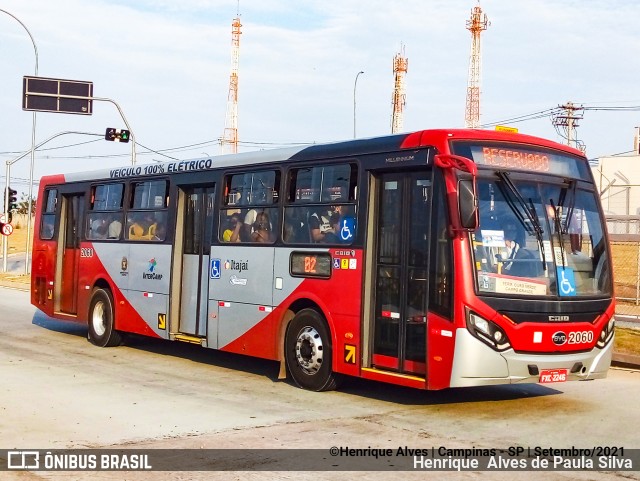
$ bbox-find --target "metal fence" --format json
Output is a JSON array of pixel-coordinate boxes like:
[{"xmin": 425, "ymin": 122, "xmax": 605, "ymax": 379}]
[{"xmin": 608, "ymin": 216, "xmax": 640, "ymax": 317}]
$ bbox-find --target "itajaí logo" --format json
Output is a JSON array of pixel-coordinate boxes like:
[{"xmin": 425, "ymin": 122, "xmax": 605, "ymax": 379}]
[
  {"xmin": 143, "ymin": 258, "xmax": 163, "ymax": 280},
  {"xmin": 224, "ymin": 259, "xmax": 248, "ymax": 273}
]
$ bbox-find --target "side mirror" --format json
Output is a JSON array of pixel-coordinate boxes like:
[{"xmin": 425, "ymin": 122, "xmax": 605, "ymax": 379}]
[{"xmin": 458, "ymin": 178, "xmax": 478, "ymax": 230}]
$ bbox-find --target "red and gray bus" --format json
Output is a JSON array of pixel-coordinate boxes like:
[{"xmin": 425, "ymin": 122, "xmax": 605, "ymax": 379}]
[{"xmin": 31, "ymin": 129, "xmax": 614, "ymax": 391}]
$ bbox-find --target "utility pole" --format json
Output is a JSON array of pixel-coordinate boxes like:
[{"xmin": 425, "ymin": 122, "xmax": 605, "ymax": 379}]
[{"xmin": 552, "ymin": 101, "xmax": 585, "ymax": 151}]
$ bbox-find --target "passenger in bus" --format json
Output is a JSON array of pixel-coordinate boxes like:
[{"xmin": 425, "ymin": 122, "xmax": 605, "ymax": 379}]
[
  {"xmin": 251, "ymin": 212, "xmax": 274, "ymax": 243},
  {"xmin": 152, "ymin": 222, "xmax": 166, "ymax": 241},
  {"xmin": 309, "ymin": 205, "xmax": 341, "ymax": 242},
  {"xmin": 243, "ymin": 208, "xmax": 259, "ymax": 240},
  {"xmin": 143, "ymin": 213, "xmax": 158, "ymax": 239},
  {"xmin": 41, "ymin": 217, "xmax": 55, "ymax": 239},
  {"xmin": 222, "ymin": 213, "xmax": 243, "ymax": 242},
  {"xmin": 128, "ymin": 214, "xmax": 146, "ymax": 239},
  {"xmin": 283, "ymin": 208, "xmax": 307, "ymax": 243},
  {"xmin": 90, "ymin": 216, "xmax": 108, "ymax": 239},
  {"xmin": 322, "ymin": 213, "xmax": 342, "ymax": 243},
  {"xmin": 108, "ymin": 215, "xmax": 122, "ymax": 239}
]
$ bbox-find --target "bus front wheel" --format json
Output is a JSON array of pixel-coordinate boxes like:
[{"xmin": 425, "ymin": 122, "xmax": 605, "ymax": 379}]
[
  {"xmin": 285, "ymin": 309, "xmax": 337, "ymax": 391},
  {"xmin": 88, "ymin": 288, "xmax": 122, "ymax": 347}
]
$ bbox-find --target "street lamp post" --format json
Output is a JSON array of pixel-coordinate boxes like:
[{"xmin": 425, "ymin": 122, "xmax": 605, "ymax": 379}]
[
  {"xmin": 0, "ymin": 8, "xmax": 38, "ymax": 274},
  {"xmin": 353, "ymin": 71, "xmax": 364, "ymax": 139}
]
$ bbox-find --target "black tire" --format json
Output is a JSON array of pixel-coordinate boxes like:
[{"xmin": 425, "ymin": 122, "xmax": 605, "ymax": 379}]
[
  {"xmin": 87, "ymin": 288, "xmax": 122, "ymax": 347},
  {"xmin": 285, "ymin": 309, "xmax": 338, "ymax": 391}
]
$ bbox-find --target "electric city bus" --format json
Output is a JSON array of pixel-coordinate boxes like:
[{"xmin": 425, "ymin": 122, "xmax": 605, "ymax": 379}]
[{"xmin": 31, "ymin": 129, "xmax": 614, "ymax": 391}]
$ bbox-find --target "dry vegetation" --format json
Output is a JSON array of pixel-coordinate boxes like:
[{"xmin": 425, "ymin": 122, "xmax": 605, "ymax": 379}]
[{"xmin": 614, "ymin": 328, "xmax": 640, "ymax": 356}]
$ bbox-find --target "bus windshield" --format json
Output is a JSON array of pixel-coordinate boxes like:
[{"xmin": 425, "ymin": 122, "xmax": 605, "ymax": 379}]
[{"xmin": 472, "ymin": 176, "xmax": 611, "ymax": 298}]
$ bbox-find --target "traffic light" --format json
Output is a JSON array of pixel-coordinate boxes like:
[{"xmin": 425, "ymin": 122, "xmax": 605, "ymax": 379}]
[
  {"xmin": 7, "ymin": 187, "xmax": 18, "ymax": 212},
  {"xmin": 105, "ymin": 128, "xmax": 130, "ymax": 143}
]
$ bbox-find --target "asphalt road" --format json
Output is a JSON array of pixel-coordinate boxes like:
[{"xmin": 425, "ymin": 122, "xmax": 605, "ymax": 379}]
[{"xmin": 1, "ymin": 287, "xmax": 639, "ymax": 480}]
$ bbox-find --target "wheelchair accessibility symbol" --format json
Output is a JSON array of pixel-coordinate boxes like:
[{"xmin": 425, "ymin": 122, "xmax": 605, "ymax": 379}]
[
  {"xmin": 340, "ymin": 217, "xmax": 356, "ymax": 242},
  {"xmin": 556, "ymin": 267, "xmax": 576, "ymax": 297},
  {"xmin": 210, "ymin": 258, "xmax": 221, "ymax": 279}
]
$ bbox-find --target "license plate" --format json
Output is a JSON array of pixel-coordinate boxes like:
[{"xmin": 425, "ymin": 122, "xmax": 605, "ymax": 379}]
[{"xmin": 539, "ymin": 369, "xmax": 568, "ymax": 383}]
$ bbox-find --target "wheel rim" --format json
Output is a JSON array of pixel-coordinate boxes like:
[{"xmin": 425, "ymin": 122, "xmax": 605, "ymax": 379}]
[
  {"xmin": 294, "ymin": 326, "xmax": 324, "ymax": 375},
  {"xmin": 91, "ymin": 300, "xmax": 107, "ymax": 337}
]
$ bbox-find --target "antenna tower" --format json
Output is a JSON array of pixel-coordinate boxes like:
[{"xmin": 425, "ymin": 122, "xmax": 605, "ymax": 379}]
[
  {"xmin": 464, "ymin": 3, "xmax": 489, "ymax": 128},
  {"xmin": 391, "ymin": 44, "xmax": 408, "ymax": 134},
  {"xmin": 221, "ymin": 15, "xmax": 242, "ymax": 154}
]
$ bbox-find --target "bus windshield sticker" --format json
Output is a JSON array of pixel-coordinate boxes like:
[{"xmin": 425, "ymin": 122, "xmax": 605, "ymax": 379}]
[
  {"xmin": 339, "ymin": 216, "xmax": 356, "ymax": 241},
  {"xmin": 479, "ymin": 273, "xmax": 547, "ymax": 296},
  {"xmin": 479, "ymin": 229, "xmax": 505, "ymax": 247},
  {"xmin": 557, "ymin": 267, "xmax": 577, "ymax": 296}
]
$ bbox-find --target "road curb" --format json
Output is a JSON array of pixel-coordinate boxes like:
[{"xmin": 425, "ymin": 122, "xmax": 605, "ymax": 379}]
[
  {"xmin": 0, "ymin": 281, "xmax": 29, "ymax": 291},
  {"xmin": 612, "ymin": 352, "xmax": 640, "ymax": 370}
]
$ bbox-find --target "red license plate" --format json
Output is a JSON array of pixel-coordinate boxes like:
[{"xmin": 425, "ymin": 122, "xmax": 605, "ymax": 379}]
[{"xmin": 539, "ymin": 369, "xmax": 568, "ymax": 383}]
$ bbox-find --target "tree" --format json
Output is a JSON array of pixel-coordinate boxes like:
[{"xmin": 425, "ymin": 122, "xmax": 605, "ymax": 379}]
[{"xmin": 17, "ymin": 193, "xmax": 36, "ymax": 215}]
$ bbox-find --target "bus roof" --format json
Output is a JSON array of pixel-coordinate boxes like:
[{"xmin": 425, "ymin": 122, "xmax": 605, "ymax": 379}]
[{"xmin": 41, "ymin": 129, "xmax": 585, "ymax": 185}]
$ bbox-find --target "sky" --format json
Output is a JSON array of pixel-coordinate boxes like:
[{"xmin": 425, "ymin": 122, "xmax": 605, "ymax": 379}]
[{"xmin": 1, "ymin": 0, "xmax": 640, "ymax": 194}]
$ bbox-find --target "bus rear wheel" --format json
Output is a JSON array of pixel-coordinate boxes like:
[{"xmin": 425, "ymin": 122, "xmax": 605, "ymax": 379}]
[
  {"xmin": 88, "ymin": 288, "xmax": 122, "ymax": 347},
  {"xmin": 285, "ymin": 309, "xmax": 337, "ymax": 391}
]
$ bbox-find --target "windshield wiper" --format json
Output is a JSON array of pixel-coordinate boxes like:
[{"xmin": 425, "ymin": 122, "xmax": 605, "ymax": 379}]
[
  {"xmin": 549, "ymin": 198, "xmax": 566, "ymax": 268},
  {"xmin": 495, "ymin": 171, "xmax": 547, "ymax": 270},
  {"xmin": 561, "ymin": 180, "xmax": 577, "ymax": 234}
]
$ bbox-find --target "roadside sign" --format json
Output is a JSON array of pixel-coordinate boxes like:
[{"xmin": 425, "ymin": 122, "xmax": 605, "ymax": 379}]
[
  {"xmin": 1, "ymin": 223, "xmax": 14, "ymax": 236},
  {"xmin": 0, "ymin": 214, "xmax": 6, "ymax": 224},
  {"xmin": 23, "ymin": 76, "xmax": 93, "ymax": 115}
]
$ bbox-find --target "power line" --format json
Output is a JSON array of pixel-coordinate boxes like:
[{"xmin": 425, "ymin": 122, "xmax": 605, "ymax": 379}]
[
  {"xmin": 2, "ymin": 102, "xmax": 639, "ymax": 162},
  {"xmin": 479, "ymin": 108, "xmax": 559, "ymax": 128}
]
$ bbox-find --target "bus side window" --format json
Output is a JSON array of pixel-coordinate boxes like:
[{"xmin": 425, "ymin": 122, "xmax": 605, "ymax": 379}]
[
  {"xmin": 86, "ymin": 183, "xmax": 124, "ymax": 241},
  {"xmin": 222, "ymin": 170, "xmax": 280, "ymax": 244},
  {"xmin": 126, "ymin": 180, "xmax": 169, "ymax": 242},
  {"xmin": 40, "ymin": 188, "xmax": 58, "ymax": 240},
  {"xmin": 284, "ymin": 163, "xmax": 357, "ymax": 245}
]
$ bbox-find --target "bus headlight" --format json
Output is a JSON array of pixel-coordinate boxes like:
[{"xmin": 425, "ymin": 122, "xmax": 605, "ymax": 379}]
[
  {"xmin": 467, "ymin": 311, "xmax": 511, "ymax": 352},
  {"xmin": 596, "ymin": 318, "xmax": 615, "ymax": 348}
]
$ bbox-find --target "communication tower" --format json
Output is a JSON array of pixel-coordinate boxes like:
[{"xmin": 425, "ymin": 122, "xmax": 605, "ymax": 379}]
[
  {"xmin": 221, "ymin": 15, "xmax": 242, "ymax": 154},
  {"xmin": 464, "ymin": 3, "xmax": 489, "ymax": 128},
  {"xmin": 391, "ymin": 45, "xmax": 408, "ymax": 134}
]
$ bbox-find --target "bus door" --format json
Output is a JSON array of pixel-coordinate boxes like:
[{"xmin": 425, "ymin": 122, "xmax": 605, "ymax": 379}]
[
  {"xmin": 371, "ymin": 171, "xmax": 431, "ymax": 375},
  {"xmin": 176, "ymin": 185, "xmax": 216, "ymax": 337},
  {"xmin": 55, "ymin": 193, "xmax": 84, "ymax": 315}
]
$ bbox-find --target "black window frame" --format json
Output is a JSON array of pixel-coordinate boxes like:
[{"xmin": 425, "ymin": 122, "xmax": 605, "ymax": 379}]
[
  {"xmin": 85, "ymin": 182, "xmax": 125, "ymax": 241},
  {"xmin": 219, "ymin": 170, "xmax": 281, "ymax": 244},
  {"xmin": 283, "ymin": 163, "xmax": 358, "ymax": 245}
]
